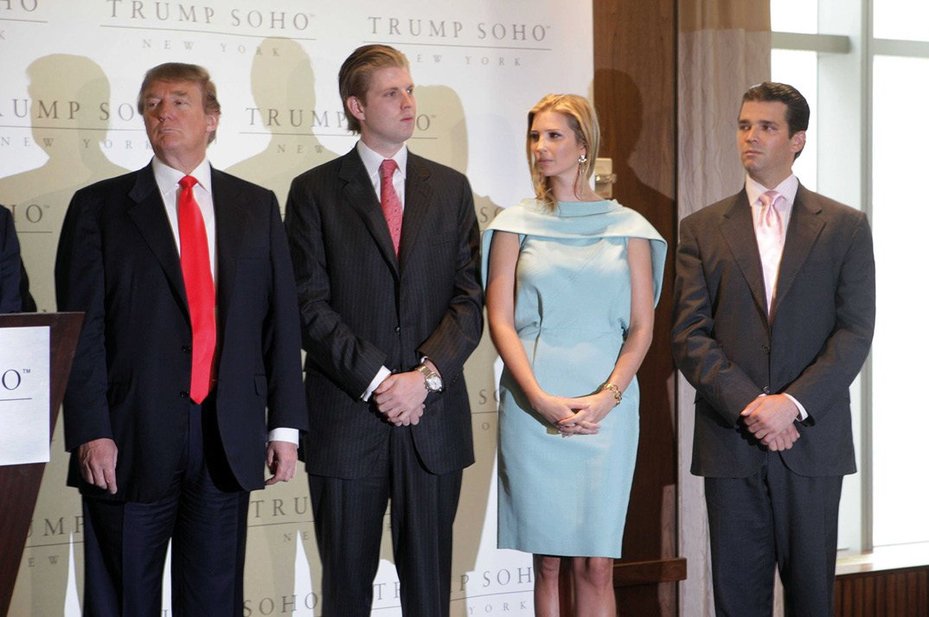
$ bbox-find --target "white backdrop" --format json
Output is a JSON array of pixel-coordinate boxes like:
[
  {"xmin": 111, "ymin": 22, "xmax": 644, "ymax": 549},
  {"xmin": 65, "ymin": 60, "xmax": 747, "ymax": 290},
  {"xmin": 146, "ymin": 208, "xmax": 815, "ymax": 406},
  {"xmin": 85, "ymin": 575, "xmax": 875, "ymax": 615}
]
[{"xmin": 1, "ymin": 1, "xmax": 593, "ymax": 615}]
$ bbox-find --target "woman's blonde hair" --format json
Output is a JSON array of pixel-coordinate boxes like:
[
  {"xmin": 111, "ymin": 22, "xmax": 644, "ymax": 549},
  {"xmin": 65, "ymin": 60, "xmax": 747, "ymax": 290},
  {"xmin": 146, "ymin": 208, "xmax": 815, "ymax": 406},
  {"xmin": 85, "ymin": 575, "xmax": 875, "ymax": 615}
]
[{"xmin": 526, "ymin": 94, "xmax": 600, "ymax": 209}]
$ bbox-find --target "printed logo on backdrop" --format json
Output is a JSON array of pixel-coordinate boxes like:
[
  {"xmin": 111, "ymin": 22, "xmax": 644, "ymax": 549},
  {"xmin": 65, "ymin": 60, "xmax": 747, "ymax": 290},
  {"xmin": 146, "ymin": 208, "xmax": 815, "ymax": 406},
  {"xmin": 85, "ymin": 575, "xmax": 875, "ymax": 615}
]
[
  {"xmin": 240, "ymin": 566, "xmax": 536, "ymax": 616},
  {"xmin": 103, "ymin": 1, "xmax": 315, "ymax": 35},
  {"xmin": 0, "ymin": 0, "xmax": 43, "ymax": 19},
  {"xmin": 365, "ymin": 14, "xmax": 552, "ymax": 69}
]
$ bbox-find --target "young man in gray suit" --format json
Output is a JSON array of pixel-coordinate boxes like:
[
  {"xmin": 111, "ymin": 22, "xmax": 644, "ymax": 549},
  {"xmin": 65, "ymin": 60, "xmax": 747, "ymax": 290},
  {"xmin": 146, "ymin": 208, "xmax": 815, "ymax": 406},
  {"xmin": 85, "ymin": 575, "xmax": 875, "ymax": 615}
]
[
  {"xmin": 284, "ymin": 45, "xmax": 483, "ymax": 616},
  {"xmin": 672, "ymin": 82, "xmax": 875, "ymax": 616}
]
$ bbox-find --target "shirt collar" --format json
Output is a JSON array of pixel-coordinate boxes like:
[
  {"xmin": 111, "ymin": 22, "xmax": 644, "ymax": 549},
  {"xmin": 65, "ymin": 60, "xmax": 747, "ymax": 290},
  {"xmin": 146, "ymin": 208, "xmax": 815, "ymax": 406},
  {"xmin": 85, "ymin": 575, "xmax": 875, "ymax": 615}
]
[
  {"xmin": 152, "ymin": 156, "xmax": 213, "ymax": 198},
  {"xmin": 745, "ymin": 173, "xmax": 799, "ymax": 208},
  {"xmin": 356, "ymin": 140, "xmax": 408, "ymax": 182}
]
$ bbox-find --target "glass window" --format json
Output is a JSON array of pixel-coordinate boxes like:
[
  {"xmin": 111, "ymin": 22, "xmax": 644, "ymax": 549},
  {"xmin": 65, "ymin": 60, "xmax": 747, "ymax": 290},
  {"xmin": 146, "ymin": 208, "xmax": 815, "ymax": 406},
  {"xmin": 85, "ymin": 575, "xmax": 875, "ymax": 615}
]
[
  {"xmin": 870, "ymin": 54, "xmax": 929, "ymax": 546},
  {"xmin": 874, "ymin": 0, "xmax": 929, "ymax": 41},
  {"xmin": 771, "ymin": 0, "xmax": 818, "ymax": 33}
]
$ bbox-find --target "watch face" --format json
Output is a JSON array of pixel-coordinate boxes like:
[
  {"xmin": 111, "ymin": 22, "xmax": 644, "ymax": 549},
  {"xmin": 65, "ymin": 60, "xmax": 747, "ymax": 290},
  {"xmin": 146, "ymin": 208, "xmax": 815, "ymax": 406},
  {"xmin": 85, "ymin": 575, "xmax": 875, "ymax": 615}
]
[
  {"xmin": 425, "ymin": 374, "xmax": 442, "ymax": 392},
  {"xmin": 418, "ymin": 364, "xmax": 442, "ymax": 392}
]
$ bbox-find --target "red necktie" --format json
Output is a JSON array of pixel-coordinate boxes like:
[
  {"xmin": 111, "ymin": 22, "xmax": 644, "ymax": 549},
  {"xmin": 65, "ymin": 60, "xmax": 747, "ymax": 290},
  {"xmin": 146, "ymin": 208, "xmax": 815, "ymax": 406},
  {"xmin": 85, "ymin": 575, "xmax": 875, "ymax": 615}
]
[
  {"xmin": 379, "ymin": 159, "xmax": 403, "ymax": 254},
  {"xmin": 758, "ymin": 190, "xmax": 785, "ymax": 317},
  {"xmin": 178, "ymin": 175, "xmax": 216, "ymax": 403}
]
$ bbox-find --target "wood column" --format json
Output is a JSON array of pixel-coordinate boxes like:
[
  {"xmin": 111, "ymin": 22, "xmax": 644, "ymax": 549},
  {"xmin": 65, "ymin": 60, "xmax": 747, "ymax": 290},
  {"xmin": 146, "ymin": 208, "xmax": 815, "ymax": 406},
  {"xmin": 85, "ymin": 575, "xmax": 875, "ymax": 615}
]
[{"xmin": 592, "ymin": 1, "xmax": 683, "ymax": 615}]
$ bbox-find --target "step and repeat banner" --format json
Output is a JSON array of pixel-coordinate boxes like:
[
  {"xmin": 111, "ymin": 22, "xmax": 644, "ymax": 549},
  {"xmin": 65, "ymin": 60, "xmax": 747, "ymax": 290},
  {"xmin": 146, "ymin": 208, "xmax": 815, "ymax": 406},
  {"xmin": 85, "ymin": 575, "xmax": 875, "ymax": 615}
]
[{"xmin": 1, "ymin": 1, "xmax": 592, "ymax": 615}]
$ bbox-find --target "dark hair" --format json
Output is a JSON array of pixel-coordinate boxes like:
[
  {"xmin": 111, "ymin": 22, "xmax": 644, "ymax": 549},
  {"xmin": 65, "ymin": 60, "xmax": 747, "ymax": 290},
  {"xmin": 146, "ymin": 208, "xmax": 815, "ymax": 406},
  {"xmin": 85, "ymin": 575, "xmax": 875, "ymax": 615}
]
[
  {"xmin": 137, "ymin": 63, "xmax": 220, "ymax": 143},
  {"xmin": 742, "ymin": 81, "xmax": 809, "ymax": 136},
  {"xmin": 338, "ymin": 45, "xmax": 410, "ymax": 133}
]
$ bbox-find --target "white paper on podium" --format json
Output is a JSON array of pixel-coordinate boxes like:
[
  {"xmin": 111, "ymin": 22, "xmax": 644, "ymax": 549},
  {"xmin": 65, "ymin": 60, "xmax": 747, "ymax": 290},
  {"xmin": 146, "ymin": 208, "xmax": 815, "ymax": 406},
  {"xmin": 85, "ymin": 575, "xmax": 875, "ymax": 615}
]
[{"xmin": 0, "ymin": 326, "xmax": 51, "ymax": 465}]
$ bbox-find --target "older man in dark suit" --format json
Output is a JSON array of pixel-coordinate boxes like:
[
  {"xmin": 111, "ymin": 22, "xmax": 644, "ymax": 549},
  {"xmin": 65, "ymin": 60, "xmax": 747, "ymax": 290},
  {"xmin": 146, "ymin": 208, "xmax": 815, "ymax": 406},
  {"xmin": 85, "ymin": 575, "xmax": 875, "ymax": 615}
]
[
  {"xmin": 56, "ymin": 62, "xmax": 306, "ymax": 615},
  {"xmin": 284, "ymin": 44, "xmax": 483, "ymax": 617},
  {"xmin": 672, "ymin": 82, "xmax": 876, "ymax": 616}
]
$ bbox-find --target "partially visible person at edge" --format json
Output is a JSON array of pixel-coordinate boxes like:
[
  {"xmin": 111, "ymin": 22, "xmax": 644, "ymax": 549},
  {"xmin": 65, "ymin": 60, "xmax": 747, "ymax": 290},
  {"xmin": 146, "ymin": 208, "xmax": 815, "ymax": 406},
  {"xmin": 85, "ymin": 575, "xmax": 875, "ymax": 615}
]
[
  {"xmin": 482, "ymin": 93, "xmax": 666, "ymax": 616},
  {"xmin": 0, "ymin": 205, "xmax": 35, "ymax": 312},
  {"xmin": 55, "ymin": 62, "xmax": 306, "ymax": 615},
  {"xmin": 672, "ymin": 81, "xmax": 875, "ymax": 616}
]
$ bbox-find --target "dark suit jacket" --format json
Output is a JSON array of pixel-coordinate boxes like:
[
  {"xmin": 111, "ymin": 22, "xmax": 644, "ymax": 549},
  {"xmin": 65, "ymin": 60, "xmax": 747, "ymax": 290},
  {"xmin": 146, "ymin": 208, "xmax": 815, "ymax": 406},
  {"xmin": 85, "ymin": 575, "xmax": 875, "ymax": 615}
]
[
  {"xmin": 672, "ymin": 184, "xmax": 875, "ymax": 478},
  {"xmin": 55, "ymin": 163, "xmax": 307, "ymax": 501},
  {"xmin": 285, "ymin": 146, "xmax": 483, "ymax": 479},
  {"xmin": 1, "ymin": 206, "xmax": 23, "ymax": 313}
]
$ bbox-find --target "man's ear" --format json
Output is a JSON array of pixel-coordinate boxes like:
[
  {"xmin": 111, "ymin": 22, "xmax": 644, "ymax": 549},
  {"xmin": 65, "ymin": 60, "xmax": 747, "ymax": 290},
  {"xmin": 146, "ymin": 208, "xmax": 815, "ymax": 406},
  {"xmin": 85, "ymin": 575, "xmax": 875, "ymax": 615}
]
[
  {"xmin": 347, "ymin": 96, "xmax": 365, "ymax": 123},
  {"xmin": 790, "ymin": 130, "xmax": 806, "ymax": 155}
]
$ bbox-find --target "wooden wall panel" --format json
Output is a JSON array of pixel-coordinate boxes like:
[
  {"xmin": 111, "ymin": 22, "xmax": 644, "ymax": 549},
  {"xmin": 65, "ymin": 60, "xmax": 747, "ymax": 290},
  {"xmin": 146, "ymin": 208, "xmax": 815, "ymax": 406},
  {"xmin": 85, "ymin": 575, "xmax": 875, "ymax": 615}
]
[
  {"xmin": 592, "ymin": 1, "xmax": 681, "ymax": 616},
  {"xmin": 835, "ymin": 568, "xmax": 929, "ymax": 617}
]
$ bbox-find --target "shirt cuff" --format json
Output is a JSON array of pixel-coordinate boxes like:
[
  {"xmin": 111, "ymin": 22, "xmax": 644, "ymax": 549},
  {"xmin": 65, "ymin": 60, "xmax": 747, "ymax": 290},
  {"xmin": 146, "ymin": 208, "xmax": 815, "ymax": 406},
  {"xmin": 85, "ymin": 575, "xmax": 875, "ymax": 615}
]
[
  {"xmin": 362, "ymin": 365, "xmax": 392, "ymax": 401},
  {"xmin": 268, "ymin": 428, "xmax": 299, "ymax": 445},
  {"xmin": 783, "ymin": 393, "xmax": 809, "ymax": 421}
]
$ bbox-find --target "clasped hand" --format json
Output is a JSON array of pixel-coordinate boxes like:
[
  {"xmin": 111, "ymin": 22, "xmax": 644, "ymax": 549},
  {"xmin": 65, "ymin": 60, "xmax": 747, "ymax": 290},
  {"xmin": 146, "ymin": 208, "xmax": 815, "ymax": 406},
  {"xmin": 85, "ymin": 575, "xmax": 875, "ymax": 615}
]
[
  {"xmin": 532, "ymin": 390, "xmax": 616, "ymax": 436},
  {"xmin": 374, "ymin": 371, "xmax": 428, "ymax": 427},
  {"xmin": 740, "ymin": 393, "xmax": 800, "ymax": 451}
]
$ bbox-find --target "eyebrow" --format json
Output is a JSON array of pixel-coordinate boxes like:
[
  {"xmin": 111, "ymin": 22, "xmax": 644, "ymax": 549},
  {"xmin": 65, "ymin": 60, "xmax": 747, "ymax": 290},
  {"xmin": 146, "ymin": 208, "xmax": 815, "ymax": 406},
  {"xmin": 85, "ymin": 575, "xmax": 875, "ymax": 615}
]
[
  {"xmin": 738, "ymin": 118, "xmax": 780, "ymax": 126},
  {"xmin": 145, "ymin": 88, "xmax": 191, "ymax": 99}
]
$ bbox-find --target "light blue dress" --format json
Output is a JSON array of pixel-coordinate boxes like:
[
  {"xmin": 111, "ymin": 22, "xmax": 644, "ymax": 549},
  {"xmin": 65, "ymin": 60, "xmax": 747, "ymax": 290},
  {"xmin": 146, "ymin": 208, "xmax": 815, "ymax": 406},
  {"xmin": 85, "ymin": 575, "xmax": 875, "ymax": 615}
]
[{"xmin": 482, "ymin": 198, "xmax": 666, "ymax": 558}]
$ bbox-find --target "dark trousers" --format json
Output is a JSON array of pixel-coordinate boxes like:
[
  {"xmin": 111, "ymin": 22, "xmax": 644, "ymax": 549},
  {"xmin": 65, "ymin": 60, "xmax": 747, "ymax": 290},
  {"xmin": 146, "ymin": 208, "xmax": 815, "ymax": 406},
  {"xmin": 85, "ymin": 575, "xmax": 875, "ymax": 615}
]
[
  {"xmin": 81, "ymin": 396, "xmax": 249, "ymax": 617},
  {"xmin": 309, "ymin": 426, "xmax": 463, "ymax": 617},
  {"xmin": 705, "ymin": 452, "xmax": 843, "ymax": 617}
]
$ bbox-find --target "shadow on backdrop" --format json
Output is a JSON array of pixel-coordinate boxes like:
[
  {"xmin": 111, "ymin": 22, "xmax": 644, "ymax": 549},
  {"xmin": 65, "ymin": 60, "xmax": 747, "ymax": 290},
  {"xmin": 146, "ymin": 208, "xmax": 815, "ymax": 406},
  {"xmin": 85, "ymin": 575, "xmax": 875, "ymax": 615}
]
[
  {"xmin": 226, "ymin": 38, "xmax": 339, "ymax": 213},
  {"xmin": 2, "ymin": 53, "xmax": 131, "ymax": 617}
]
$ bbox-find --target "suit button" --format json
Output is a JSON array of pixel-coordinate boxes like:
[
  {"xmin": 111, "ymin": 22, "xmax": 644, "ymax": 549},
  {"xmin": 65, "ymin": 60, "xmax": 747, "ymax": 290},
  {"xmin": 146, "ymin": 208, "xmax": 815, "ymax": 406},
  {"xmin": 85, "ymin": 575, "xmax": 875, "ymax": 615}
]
[
  {"xmin": 394, "ymin": 326, "xmax": 400, "ymax": 333},
  {"xmin": 180, "ymin": 390, "xmax": 189, "ymax": 398},
  {"xmin": 182, "ymin": 345, "xmax": 192, "ymax": 353},
  {"xmin": 761, "ymin": 344, "xmax": 770, "ymax": 354},
  {"xmin": 763, "ymin": 386, "xmax": 770, "ymax": 394}
]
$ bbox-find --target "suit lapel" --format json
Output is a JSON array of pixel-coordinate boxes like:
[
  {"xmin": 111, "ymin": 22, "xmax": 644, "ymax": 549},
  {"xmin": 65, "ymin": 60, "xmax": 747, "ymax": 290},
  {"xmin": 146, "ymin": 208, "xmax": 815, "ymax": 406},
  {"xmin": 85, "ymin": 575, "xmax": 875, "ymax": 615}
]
[
  {"xmin": 719, "ymin": 190, "xmax": 768, "ymax": 318},
  {"xmin": 398, "ymin": 153, "xmax": 432, "ymax": 268},
  {"xmin": 339, "ymin": 148, "xmax": 400, "ymax": 277},
  {"xmin": 126, "ymin": 165, "xmax": 188, "ymax": 315},
  {"xmin": 773, "ymin": 184, "xmax": 824, "ymax": 316},
  {"xmin": 212, "ymin": 167, "xmax": 249, "ymax": 327}
]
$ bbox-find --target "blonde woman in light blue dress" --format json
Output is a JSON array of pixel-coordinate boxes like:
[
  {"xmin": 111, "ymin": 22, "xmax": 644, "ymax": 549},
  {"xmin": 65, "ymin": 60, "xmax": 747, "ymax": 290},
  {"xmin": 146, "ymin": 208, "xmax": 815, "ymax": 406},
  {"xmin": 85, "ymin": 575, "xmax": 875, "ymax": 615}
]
[{"xmin": 483, "ymin": 94, "xmax": 666, "ymax": 616}]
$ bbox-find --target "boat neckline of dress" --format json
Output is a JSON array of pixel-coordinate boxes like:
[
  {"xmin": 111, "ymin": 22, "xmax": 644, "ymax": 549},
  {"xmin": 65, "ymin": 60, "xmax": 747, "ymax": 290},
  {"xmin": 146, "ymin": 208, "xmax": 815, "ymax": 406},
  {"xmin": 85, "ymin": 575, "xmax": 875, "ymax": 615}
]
[{"xmin": 548, "ymin": 199, "xmax": 618, "ymax": 218}]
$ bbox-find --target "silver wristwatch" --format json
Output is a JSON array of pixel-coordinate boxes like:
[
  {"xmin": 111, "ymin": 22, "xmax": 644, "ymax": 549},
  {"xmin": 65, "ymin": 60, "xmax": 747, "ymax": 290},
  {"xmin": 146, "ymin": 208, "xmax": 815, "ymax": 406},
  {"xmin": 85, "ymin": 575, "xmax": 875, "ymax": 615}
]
[{"xmin": 415, "ymin": 363, "xmax": 443, "ymax": 393}]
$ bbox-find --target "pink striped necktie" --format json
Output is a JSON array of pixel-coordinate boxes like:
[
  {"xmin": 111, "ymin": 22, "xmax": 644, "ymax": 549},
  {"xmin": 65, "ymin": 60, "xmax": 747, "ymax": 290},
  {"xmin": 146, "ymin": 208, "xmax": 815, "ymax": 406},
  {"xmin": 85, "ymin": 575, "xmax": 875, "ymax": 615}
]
[
  {"xmin": 379, "ymin": 159, "xmax": 403, "ymax": 255},
  {"xmin": 757, "ymin": 190, "xmax": 785, "ymax": 317}
]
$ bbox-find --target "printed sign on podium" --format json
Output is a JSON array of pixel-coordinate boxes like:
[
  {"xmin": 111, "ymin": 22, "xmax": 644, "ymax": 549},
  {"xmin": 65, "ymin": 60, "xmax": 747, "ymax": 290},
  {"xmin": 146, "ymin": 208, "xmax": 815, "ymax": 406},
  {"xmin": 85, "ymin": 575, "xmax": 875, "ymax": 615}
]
[{"xmin": 0, "ymin": 326, "xmax": 51, "ymax": 466}]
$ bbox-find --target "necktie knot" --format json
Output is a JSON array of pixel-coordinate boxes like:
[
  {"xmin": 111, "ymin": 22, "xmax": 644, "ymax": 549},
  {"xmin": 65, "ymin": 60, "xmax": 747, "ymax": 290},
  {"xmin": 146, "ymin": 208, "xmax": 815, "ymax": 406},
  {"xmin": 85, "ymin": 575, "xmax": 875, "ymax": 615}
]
[
  {"xmin": 179, "ymin": 175, "xmax": 198, "ymax": 191},
  {"xmin": 759, "ymin": 190, "xmax": 783, "ymax": 228},
  {"xmin": 380, "ymin": 158, "xmax": 398, "ymax": 179}
]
